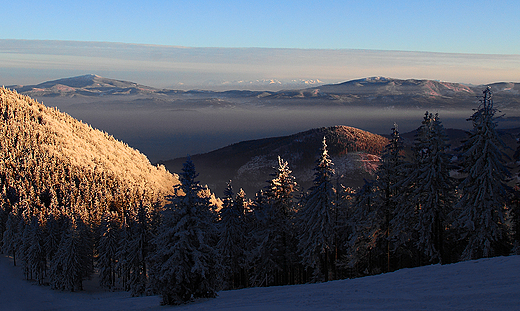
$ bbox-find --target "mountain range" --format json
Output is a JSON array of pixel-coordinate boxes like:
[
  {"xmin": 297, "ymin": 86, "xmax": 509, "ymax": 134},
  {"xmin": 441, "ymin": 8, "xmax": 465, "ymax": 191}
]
[
  {"xmin": 6, "ymin": 74, "xmax": 520, "ymax": 190},
  {"xmin": 8, "ymin": 75, "xmax": 520, "ymax": 110}
]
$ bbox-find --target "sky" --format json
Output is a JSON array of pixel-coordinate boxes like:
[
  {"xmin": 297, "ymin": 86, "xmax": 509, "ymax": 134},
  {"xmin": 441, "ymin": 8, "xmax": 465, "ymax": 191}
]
[
  {"xmin": 2, "ymin": 0, "xmax": 520, "ymax": 54},
  {"xmin": 1, "ymin": 1, "xmax": 519, "ymax": 88}
]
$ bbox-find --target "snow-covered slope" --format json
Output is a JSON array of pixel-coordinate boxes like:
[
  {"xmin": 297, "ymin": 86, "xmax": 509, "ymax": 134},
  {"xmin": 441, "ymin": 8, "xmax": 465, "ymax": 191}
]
[{"xmin": 2, "ymin": 254, "xmax": 519, "ymax": 310}]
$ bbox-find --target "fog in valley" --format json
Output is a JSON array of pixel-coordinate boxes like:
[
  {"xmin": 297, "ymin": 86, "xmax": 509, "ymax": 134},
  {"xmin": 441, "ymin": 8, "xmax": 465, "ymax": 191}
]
[{"xmin": 37, "ymin": 95, "xmax": 510, "ymax": 163}]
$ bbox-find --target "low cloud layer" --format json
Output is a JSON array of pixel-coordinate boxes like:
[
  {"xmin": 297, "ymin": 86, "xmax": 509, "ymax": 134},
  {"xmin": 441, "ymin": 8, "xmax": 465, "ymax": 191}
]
[{"xmin": 2, "ymin": 40, "xmax": 519, "ymax": 89}]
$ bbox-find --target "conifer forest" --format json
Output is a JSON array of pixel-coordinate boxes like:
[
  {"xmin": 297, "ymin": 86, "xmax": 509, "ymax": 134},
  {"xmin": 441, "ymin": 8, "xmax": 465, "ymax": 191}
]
[{"xmin": 1, "ymin": 86, "xmax": 520, "ymax": 305}]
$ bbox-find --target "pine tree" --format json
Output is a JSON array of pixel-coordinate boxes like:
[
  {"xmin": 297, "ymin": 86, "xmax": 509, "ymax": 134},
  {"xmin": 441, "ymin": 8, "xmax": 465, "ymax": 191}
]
[
  {"xmin": 2, "ymin": 208, "xmax": 21, "ymax": 266},
  {"xmin": 454, "ymin": 87, "xmax": 511, "ymax": 260},
  {"xmin": 98, "ymin": 212, "xmax": 120, "ymax": 290},
  {"xmin": 413, "ymin": 113, "xmax": 454, "ymax": 264},
  {"xmin": 393, "ymin": 112, "xmax": 454, "ymax": 264},
  {"xmin": 150, "ymin": 157, "xmax": 219, "ymax": 305},
  {"xmin": 363, "ymin": 125, "xmax": 405, "ymax": 273},
  {"xmin": 250, "ymin": 156, "xmax": 297, "ymax": 286},
  {"xmin": 127, "ymin": 204, "xmax": 154, "ymax": 296},
  {"xmin": 45, "ymin": 212, "xmax": 65, "ymax": 264},
  {"xmin": 297, "ymin": 137, "xmax": 336, "ymax": 281},
  {"xmin": 49, "ymin": 216, "xmax": 93, "ymax": 291},
  {"xmin": 511, "ymin": 134, "xmax": 520, "ymax": 254},
  {"xmin": 217, "ymin": 181, "xmax": 247, "ymax": 289},
  {"xmin": 25, "ymin": 216, "xmax": 47, "ymax": 284},
  {"xmin": 346, "ymin": 179, "xmax": 378, "ymax": 275}
]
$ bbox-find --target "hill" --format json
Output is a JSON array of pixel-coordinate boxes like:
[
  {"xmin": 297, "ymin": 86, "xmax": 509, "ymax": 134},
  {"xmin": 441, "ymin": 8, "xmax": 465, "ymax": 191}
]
[
  {"xmin": 163, "ymin": 124, "xmax": 520, "ymax": 197},
  {"xmin": 1, "ymin": 253, "xmax": 518, "ymax": 310},
  {"xmin": 0, "ymin": 87, "xmax": 177, "ymax": 221},
  {"xmin": 8, "ymin": 74, "xmax": 162, "ymax": 97},
  {"xmin": 162, "ymin": 126, "xmax": 388, "ymax": 196},
  {"xmin": 269, "ymin": 77, "xmax": 520, "ymax": 109}
]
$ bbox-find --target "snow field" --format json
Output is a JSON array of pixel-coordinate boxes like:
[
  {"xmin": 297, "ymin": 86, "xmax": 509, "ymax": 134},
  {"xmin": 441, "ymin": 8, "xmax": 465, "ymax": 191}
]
[{"xmin": 2, "ymin": 254, "xmax": 519, "ymax": 310}]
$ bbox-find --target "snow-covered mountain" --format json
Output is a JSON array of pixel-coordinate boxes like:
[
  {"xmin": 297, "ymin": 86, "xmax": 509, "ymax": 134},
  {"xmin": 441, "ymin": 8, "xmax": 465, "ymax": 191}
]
[
  {"xmin": 7, "ymin": 74, "xmax": 162, "ymax": 97},
  {"xmin": 2, "ymin": 253, "xmax": 518, "ymax": 310}
]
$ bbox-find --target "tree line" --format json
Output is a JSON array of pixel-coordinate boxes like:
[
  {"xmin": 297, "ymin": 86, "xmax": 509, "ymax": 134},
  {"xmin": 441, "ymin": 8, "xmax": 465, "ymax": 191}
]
[{"xmin": 1, "ymin": 87, "xmax": 519, "ymax": 305}]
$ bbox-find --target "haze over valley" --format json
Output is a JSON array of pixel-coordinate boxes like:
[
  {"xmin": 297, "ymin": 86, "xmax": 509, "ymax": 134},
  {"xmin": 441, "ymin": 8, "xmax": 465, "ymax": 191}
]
[{"xmin": 8, "ymin": 74, "xmax": 520, "ymax": 163}]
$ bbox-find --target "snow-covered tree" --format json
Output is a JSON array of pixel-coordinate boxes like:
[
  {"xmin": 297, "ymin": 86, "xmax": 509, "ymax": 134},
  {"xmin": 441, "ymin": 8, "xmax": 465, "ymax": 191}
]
[
  {"xmin": 45, "ymin": 212, "xmax": 65, "ymax": 264},
  {"xmin": 393, "ymin": 112, "xmax": 454, "ymax": 264},
  {"xmin": 150, "ymin": 157, "xmax": 219, "ymax": 305},
  {"xmin": 49, "ymin": 216, "xmax": 93, "ymax": 291},
  {"xmin": 350, "ymin": 125, "xmax": 405, "ymax": 273},
  {"xmin": 346, "ymin": 179, "xmax": 379, "ymax": 275},
  {"xmin": 454, "ymin": 88, "xmax": 511, "ymax": 260},
  {"xmin": 250, "ymin": 156, "xmax": 297, "ymax": 286},
  {"xmin": 511, "ymin": 135, "xmax": 520, "ymax": 254},
  {"xmin": 97, "ymin": 212, "xmax": 120, "ymax": 290},
  {"xmin": 25, "ymin": 216, "xmax": 47, "ymax": 284},
  {"xmin": 297, "ymin": 137, "xmax": 336, "ymax": 281},
  {"xmin": 126, "ymin": 204, "xmax": 155, "ymax": 296},
  {"xmin": 2, "ymin": 208, "xmax": 21, "ymax": 266},
  {"xmin": 217, "ymin": 181, "xmax": 248, "ymax": 289}
]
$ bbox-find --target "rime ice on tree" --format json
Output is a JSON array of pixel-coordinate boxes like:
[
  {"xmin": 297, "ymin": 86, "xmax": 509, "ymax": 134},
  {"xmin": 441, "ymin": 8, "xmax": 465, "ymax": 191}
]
[{"xmin": 454, "ymin": 88, "xmax": 511, "ymax": 260}]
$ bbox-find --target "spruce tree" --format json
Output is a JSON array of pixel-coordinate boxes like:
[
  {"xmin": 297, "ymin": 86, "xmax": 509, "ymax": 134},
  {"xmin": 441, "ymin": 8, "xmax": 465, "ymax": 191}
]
[
  {"xmin": 98, "ymin": 212, "xmax": 120, "ymax": 290},
  {"xmin": 250, "ymin": 156, "xmax": 297, "ymax": 286},
  {"xmin": 368, "ymin": 125, "xmax": 406, "ymax": 273},
  {"xmin": 150, "ymin": 157, "xmax": 219, "ymax": 305},
  {"xmin": 217, "ymin": 181, "xmax": 247, "ymax": 289},
  {"xmin": 49, "ymin": 216, "xmax": 93, "ymax": 291},
  {"xmin": 393, "ymin": 112, "xmax": 454, "ymax": 264},
  {"xmin": 2, "ymin": 209, "xmax": 21, "ymax": 266},
  {"xmin": 297, "ymin": 137, "xmax": 336, "ymax": 282},
  {"xmin": 346, "ymin": 179, "xmax": 378, "ymax": 275},
  {"xmin": 127, "ymin": 204, "xmax": 154, "ymax": 296},
  {"xmin": 25, "ymin": 216, "xmax": 47, "ymax": 284},
  {"xmin": 454, "ymin": 87, "xmax": 511, "ymax": 260}
]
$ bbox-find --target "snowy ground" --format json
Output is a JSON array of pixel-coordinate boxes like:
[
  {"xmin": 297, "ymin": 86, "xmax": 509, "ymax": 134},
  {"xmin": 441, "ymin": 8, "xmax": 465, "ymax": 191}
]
[{"xmin": 1, "ymin": 255, "xmax": 519, "ymax": 311}]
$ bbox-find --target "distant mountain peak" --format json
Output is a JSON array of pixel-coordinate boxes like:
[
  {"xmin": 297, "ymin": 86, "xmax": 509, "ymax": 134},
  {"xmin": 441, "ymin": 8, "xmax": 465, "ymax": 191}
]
[{"xmin": 8, "ymin": 74, "xmax": 157, "ymax": 97}]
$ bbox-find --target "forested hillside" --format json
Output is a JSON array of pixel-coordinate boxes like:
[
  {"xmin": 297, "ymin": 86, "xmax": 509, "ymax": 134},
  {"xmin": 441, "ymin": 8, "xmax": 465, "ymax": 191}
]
[
  {"xmin": 0, "ymin": 87, "xmax": 177, "ymax": 209},
  {"xmin": 0, "ymin": 87, "xmax": 178, "ymax": 290},
  {"xmin": 164, "ymin": 126, "xmax": 388, "ymax": 195}
]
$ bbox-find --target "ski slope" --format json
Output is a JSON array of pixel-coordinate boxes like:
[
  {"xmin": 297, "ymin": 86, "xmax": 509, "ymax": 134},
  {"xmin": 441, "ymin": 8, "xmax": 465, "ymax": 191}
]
[{"xmin": 1, "ymin": 255, "xmax": 519, "ymax": 310}]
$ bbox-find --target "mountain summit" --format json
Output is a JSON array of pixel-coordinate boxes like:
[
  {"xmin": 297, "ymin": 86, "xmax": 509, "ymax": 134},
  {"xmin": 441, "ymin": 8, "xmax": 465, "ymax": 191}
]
[{"xmin": 9, "ymin": 74, "xmax": 159, "ymax": 97}]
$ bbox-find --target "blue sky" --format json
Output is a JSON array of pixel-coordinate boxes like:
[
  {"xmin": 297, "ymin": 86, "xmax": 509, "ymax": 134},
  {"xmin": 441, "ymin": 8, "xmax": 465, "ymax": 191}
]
[{"xmin": 3, "ymin": 0, "xmax": 520, "ymax": 54}]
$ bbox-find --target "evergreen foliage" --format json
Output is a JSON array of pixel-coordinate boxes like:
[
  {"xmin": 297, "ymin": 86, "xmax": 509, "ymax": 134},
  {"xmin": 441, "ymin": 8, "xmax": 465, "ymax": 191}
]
[
  {"xmin": 49, "ymin": 216, "xmax": 93, "ymax": 292},
  {"xmin": 250, "ymin": 156, "xmax": 297, "ymax": 286},
  {"xmin": 393, "ymin": 112, "xmax": 454, "ymax": 264},
  {"xmin": 2, "ymin": 86, "xmax": 519, "ymax": 304},
  {"xmin": 454, "ymin": 87, "xmax": 511, "ymax": 260},
  {"xmin": 297, "ymin": 138, "xmax": 336, "ymax": 281},
  {"xmin": 217, "ymin": 181, "xmax": 248, "ymax": 289},
  {"xmin": 97, "ymin": 212, "xmax": 120, "ymax": 290},
  {"xmin": 150, "ymin": 158, "xmax": 219, "ymax": 305},
  {"xmin": 372, "ymin": 125, "xmax": 406, "ymax": 272}
]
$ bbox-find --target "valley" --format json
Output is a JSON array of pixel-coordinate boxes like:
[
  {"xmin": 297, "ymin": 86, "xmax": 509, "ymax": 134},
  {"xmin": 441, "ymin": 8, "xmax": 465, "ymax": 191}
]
[{"xmin": 9, "ymin": 75, "xmax": 520, "ymax": 164}]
